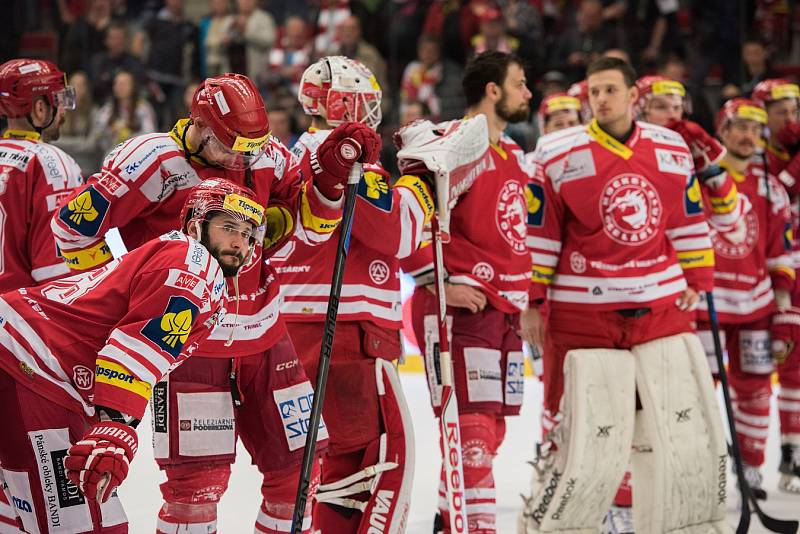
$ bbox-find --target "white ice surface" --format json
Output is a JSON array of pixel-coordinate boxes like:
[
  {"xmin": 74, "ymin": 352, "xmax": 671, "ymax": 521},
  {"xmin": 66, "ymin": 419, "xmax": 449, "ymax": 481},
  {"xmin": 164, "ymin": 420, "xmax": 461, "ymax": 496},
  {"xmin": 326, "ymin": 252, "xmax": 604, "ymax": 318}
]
[{"xmin": 119, "ymin": 375, "xmax": 799, "ymax": 533}]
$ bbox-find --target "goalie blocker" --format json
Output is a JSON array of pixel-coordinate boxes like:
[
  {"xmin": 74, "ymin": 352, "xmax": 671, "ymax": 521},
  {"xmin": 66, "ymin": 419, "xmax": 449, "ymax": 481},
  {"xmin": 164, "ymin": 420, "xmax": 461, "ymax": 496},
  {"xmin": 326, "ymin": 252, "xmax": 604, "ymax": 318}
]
[{"xmin": 519, "ymin": 333, "xmax": 729, "ymax": 533}]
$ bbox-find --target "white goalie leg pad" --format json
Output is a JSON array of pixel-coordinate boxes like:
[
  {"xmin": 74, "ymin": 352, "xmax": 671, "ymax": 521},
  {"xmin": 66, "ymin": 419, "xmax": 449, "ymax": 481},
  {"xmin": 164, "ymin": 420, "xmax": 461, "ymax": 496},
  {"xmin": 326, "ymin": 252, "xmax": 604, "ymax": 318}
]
[
  {"xmin": 631, "ymin": 333, "xmax": 731, "ymax": 534},
  {"xmin": 519, "ymin": 348, "xmax": 636, "ymax": 533}
]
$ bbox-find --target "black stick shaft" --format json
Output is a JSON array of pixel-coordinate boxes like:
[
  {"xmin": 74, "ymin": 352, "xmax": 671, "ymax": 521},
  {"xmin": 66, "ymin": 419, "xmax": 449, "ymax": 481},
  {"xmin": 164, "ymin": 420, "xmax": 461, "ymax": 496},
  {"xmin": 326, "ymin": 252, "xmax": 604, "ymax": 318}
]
[
  {"xmin": 290, "ymin": 165, "xmax": 361, "ymax": 533},
  {"xmin": 706, "ymin": 291, "xmax": 751, "ymax": 534}
]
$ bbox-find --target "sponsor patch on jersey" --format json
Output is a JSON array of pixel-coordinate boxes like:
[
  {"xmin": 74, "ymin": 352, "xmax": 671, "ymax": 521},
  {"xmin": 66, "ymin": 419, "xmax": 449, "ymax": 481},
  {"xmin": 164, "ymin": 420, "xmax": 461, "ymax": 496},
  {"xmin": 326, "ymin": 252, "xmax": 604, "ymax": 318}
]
[
  {"xmin": 656, "ymin": 148, "xmax": 693, "ymax": 175},
  {"xmin": 505, "ymin": 351, "xmax": 524, "ymax": 406},
  {"xmin": 0, "ymin": 146, "xmax": 32, "ymax": 171},
  {"xmin": 165, "ymin": 269, "xmax": 207, "ymax": 299},
  {"xmin": 547, "ymin": 148, "xmax": 596, "ymax": 184},
  {"xmin": 600, "ymin": 174, "xmax": 663, "ymax": 246},
  {"xmin": 141, "ymin": 296, "xmax": 199, "ymax": 359},
  {"xmin": 785, "ymin": 222, "xmax": 793, "ymax": 251},
  {"xmin": 58, "ymin": 185, "xmax": 109, "ymax": 237},
  {"xmin": 684, "ymin": 174, "xmax": 703, "ymax": 215},
  {"xmin": 463, "ymin": 347, "xmax": 503, "ymax": 403},
  {"xmin": 357, "ymin": 170, "xmax": 393, "ymax": 212},
  {"xmin": 59, "ymin": 240, "xmax": 113, "ymax": 270},
  {"xmin": 496, "ymin": 180, "xmax": 529, "ymax": 255},
  {"xmin": 526, "ymin": 182, "xmax": 544, "ymax": 227},
  {"xmin": 273, "ymin": 381, "xmax": 329, "ymax": 451},
  {"xmin": 95, "ymin": 359, "xmax": 152, "ymax": 399}
]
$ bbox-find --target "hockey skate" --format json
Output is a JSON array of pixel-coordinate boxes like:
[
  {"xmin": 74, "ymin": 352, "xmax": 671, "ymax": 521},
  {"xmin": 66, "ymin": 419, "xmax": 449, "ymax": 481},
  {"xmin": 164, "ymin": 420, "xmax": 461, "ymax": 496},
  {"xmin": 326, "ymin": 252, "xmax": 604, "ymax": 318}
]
[
  {"xmin": 779, "ymin": 443, "xmax": 800, "ymax": 494},
  {"xmin": 601, "ymin": 505, "xmax": 634, "ymax": 534},
  {"xmin": 740, "ymin": 463, "xmax": 768, "ymax": 500}
]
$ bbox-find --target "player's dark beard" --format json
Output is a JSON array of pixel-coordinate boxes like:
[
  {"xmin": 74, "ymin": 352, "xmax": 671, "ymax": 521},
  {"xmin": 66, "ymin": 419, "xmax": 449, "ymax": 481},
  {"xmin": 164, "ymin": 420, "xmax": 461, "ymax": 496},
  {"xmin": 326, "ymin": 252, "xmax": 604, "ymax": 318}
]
[
  {"xmin": 201, "ymin": 233, "xmax": 245, "ymax": 277},
  {"xmin": 496, "ymin": 93, "xmax": 530, "ymax": 123}
]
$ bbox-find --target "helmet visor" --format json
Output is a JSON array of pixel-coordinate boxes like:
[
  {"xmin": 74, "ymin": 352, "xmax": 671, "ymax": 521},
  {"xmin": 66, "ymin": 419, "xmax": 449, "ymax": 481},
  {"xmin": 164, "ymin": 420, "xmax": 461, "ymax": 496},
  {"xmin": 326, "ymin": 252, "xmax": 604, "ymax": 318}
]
[
  {"xmin": 54, "ymin": 86, "xmax": 77, "ymax": 111},
  {"xmin": 200, "ymin": 127, "xmax": 269, "ymax": 170}
]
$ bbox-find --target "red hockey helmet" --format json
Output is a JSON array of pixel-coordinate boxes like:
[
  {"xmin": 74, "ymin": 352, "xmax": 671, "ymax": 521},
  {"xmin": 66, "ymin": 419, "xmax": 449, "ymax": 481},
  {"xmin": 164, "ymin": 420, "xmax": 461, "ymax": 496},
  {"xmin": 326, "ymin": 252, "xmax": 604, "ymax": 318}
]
[
  {"xmin": 715, "ymin": 97, "xmax": 767, "ymax": 134},
  {"xmin": 566, "ymin": 80, "xmax": 592, "ymax": 124},
  {"xmin": 298, "ymin": 56, "xmax": 382, "ymax": 130},
  {"xmin": 634, "ymin": 75, "xmax": 691, "ymax": 119},
  {"xmin": 180, "ymin": 178, "xmax": 265, "ymax": 235},
  {"xmin": 751, "ymin": 78, "xmax": 800, "ymax": 108},
  {"xmin": 0, "ymin": 59, "xmax": 75, "ymax": 118},
  {"xmin": 537, "ymin": 93, "xmax": 581, "ymax": 131},
  {"xmin": 190, "ymin": 74, "xmax": 270, "ymax": 170}
]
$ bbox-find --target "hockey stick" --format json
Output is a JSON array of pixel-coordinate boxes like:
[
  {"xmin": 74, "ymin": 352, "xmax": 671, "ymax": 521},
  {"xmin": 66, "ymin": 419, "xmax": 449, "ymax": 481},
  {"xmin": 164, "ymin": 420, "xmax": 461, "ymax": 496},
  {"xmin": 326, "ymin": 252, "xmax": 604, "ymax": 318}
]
[
  {"xmin": 290, "ymin": 161, "xmax": 363, "ymax": 533},
  {"xmin": 706, "ymin": 292, "xmax": 799, "ymax": 534},
  {"xmin": 430, "ymin": 207, "xmax": 469, "ymax": 534}
]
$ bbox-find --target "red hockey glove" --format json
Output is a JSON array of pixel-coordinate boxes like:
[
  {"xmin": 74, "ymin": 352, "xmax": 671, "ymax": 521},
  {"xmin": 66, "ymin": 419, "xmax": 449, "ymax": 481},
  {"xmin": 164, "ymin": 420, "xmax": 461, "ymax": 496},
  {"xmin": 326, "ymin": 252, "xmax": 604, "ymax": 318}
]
[
  {"xmin": 313, "ymin": 123, "xmax": 381, "ymax": 200},
  {"xmin": 777, "ymin": 121, "xmax": 800, "ymax": 154},
  {"xmin": 64, "ymin": 422, "xmax": 138, "ymax": 503},
  {"xmin": 771, "ymin": 308, "xmax": 800, "ymax": 365},
  {"xmin": 667, "ymin": 119, "xmax": 726, "ymax": 175}
]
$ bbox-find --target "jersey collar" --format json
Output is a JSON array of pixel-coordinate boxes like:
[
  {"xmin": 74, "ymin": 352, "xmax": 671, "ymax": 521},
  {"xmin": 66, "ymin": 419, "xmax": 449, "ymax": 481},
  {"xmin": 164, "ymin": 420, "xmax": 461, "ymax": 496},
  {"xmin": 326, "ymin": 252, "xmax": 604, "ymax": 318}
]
[
  {"xmin": 767, "ymin": 142, "xmax": 790, "ymax": 162},
  {"xmin": 170, "ymin": 119, "xmax": 211, "ymax": 167},
  {"xmin": 587, "ymin": 119, "xmax": 634, "ymax": 160},
  {"xmin": 719, "ymin": 158, "xmax": 747, "ymax": 183},
  {"xmin": 2, "ymin": 129, "xmax": 41, "ymax": 142}
]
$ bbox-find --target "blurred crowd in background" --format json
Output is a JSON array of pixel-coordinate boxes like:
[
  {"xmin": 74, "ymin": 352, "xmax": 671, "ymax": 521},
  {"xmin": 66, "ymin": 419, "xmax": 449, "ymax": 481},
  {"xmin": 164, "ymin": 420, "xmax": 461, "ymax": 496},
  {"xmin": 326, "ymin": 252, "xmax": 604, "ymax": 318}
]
[{"xmin": 2, "ymin": 0, "xmax": 799, "ymax": 174}]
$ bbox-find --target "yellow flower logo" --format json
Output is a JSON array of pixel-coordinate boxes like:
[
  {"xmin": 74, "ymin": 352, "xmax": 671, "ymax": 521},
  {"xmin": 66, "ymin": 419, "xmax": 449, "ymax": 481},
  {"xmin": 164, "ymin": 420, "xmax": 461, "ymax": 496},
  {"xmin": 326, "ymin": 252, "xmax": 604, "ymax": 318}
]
[
  {"xmin": 364, "ymin": 171, "xmax": 388, "ymax": 199},
  {"xmin": 67, "ymin": 191, "xmax": 99, "ymax": 225},
  {"xmin": 687, "ymin": 176, "xmax": 702, "ymax": 204},
  {"xmin": 526, "ymin": 186, "xmax": 541, "ymax": 215},
  {"xmin": 160, "ymin": 309, "xmax": 194, "ymax": 348}
]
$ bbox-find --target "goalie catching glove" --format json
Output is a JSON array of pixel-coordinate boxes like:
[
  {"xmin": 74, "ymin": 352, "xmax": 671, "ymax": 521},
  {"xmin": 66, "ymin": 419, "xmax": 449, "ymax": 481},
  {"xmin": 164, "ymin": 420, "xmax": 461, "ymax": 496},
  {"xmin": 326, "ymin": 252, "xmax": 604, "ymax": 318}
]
[
  {"xmin": 313, "ymin": 122, "xmax": 381, "ymax": 199},
  {"xmin": 64, "ymin": 421, "xmax": 139, "ymax": 503}
]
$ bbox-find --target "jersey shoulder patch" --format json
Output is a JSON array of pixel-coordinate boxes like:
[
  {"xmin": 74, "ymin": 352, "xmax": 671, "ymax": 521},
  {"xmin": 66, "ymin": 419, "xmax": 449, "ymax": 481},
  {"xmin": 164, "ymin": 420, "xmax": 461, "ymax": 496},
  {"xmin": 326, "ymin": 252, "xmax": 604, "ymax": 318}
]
[
  {"xmin": 141, "ymin": 295, "xmax": 200, "ymax": 359},
  {"xmin": 357, "ymin": 169, "xmax": 392, "ymax": 211},
  {"xmin": 58, "ymin": 185, "xmax": 110, "ymax": 237}
]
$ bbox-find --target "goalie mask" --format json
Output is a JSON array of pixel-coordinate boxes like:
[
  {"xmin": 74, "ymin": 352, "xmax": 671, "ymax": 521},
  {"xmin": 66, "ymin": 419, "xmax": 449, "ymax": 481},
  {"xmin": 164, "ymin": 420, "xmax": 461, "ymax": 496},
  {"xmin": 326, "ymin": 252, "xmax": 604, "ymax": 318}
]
[{"xmin": 298, "ymin": 56, "xmax": 382, "ymax": 130}]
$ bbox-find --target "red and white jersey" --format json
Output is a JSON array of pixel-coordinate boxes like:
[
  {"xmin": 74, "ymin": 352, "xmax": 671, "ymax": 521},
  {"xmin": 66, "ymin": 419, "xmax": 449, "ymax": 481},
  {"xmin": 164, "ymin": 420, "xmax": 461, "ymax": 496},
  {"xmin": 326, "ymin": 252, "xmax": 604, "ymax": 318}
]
[
  {"xmin": 50, "ymin": 119, "xmax": 343, "ymax": 356},
  {"xmin": 402, "ymin": 133, "xmax": 536, "ymax": 314},
  {"xmin": 0, "ymin": 232, "xmax": 224, "ymax": 420},
  {"xmin": 275, "ymin": 129, "xmax": 433, "ymax": 329},
  {"xmin": 697, "ymin": 159, "xmax": 794, "ymax": 323},
  {"xmin": 528, "ymin": 120, "xmax": 715, "ymax": 311},
  {"xmin": 0, "ymin": 129, "xmax": 82, "ymax": 291}
]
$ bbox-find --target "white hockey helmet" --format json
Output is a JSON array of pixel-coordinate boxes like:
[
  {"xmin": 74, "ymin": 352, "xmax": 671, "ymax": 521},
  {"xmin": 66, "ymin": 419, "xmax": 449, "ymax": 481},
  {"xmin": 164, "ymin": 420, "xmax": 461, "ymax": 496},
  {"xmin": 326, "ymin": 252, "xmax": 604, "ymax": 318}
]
[{"xmin": 298, "ymin": 56, "xmax": 382, "ymax": 130}]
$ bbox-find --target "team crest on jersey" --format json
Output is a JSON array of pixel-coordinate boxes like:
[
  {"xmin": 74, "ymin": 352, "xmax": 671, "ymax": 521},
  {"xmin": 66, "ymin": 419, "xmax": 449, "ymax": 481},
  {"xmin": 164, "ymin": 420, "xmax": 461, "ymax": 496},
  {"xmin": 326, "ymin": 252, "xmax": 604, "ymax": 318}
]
[
  {"xmin": 496, "ymin": 180, "xmax": 529, "ymax": 255},
  {"xmin": 600, "ymin": 174, "xmax": 662, "ymax": 246},
  {"xmin": 526, "ymin": 182, "xmax": 544, "ymax": 227},
  {"xmin": 712, "ymin": 211, "xmax": 759, "ymax": 259},
  {"xmin": 141, "ymin": 296, "xmax": 199, "ymax": 359},
  {"xmin": 684, "ymin": 174, "xmax": 703, "ymax": 215},
  {"xmin": 72, "ymin": 365, "xmax": 94, "ymax": 390},
  {"xmin": 357, "ymin": 170, "xmax": 392, "ymax": 212},
  {"xmin": 368, "ymin": 260, "xmax": 390, "ymax": 284},
  {"xmin": 58, "ymin": 185, "xmax": 110, "ymax": 237}
]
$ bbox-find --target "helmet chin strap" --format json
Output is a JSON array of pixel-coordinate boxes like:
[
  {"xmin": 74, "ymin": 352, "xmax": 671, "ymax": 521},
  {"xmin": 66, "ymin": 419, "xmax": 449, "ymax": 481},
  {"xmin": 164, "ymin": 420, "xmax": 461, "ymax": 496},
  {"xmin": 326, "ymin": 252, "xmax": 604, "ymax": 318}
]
[
  {"xmin": 181, "ymin": 119, "xmax": 212, "ymax": 165},
  {"xmin": 25, "ymin": 100, "xmax": 57, "ymax": 134}
]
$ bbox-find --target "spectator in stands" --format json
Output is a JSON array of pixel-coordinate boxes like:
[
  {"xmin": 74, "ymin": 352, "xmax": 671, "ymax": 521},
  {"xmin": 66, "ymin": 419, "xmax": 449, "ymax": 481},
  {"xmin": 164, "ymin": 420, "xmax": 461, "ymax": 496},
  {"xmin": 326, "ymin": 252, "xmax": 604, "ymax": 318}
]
[
  {"xmin": 312, "ymin": 0, "xmax": 350, "ymax": 56},
  {"xmin": 539, "ymin": 70, "xmax": 568, "ymax": 96},
  {"xmin": 470, "ymin": 6, "xmax": 519, "ymax": 56},
  {"xmin": 142, "ymin": 0, "xmax": 198, "ymax": 130},
  {"xmin": 227, "ymin": 0, "xmax": 276, "ymax": 80},
  {"xmin": 199, "ymin": 0, "xmax": 233, "ymax": 78},
  {"xmin": 89, "ymin": 21, "xmax": 146, "ymax": 104},
  {"xmin": 549, "ymin": 0, "xmax": 618, "ymax": 83},
  {"xmin": 263, "ymin": 15, "xmax": 312, "ymax": 96},
  {"xmin": 268, "ymin": 107, "xmax": 299, "ymax": 148},
  {"xmin": 658, "ymin": 54, "xmax": 688, "ymax": 83},
  {"xmin": 496, "ymin": 0, "xmax": 543, "ymax": 68},
  {"xmin": 400, "ymin": 100, "xmax": 431, "ymax": 126},
  {"xmin": 90, "ymin": 69, "xmax": 157, "ymax": 154},
  {"xmin": 741, "ymin": 37, "xmax": 780, "ymax": 96},
  {"xmin": 400, "ymin": 34, "xmax": 464, "ymax": 121},
  {"xmin": 61, "ymin": 0, "xmax": 112, "ymax": 74},
  {"xmin": 54, "ymin": 71, "xmax": 102, "ymax": 174}
]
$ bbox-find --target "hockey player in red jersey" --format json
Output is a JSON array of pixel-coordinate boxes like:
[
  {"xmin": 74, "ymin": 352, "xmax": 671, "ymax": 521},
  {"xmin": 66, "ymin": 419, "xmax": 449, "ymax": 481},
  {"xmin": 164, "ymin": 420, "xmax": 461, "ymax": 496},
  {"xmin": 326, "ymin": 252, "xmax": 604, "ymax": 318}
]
[
  {"xmin": 401, "ymin": 51, "xmax": 533, "ymax": 534},
  {"xmin": 567, "ymin": 80, "xmax": 592, "ymax": 124},
  {"xmin": 49, "ymin": 73, "xmax": 381, "ymax": 534},
  {"xmin": 520, "ymin": 57, "xmax": 728, "ymax": 533},
  {"xmin": 274, "ymin": 55, "xmax": 432, "ymax": 533},
  {"xmin": 695, "ymin": 98, "xmax": 800, "ymax": 498},
  {"xmin": 751, "ymin": 78, "xmax": 800, "ymax": 494},
  {"xmin": 0, "ymin": 178, "xmax": 260, "ymax": 533},
  {"xmin": 0, "ymin": 59, "xmax": 83, "ymax": 291},
  {"xmin": 536, "ymin": 93, "xmax": 581, "ymax": 135}
]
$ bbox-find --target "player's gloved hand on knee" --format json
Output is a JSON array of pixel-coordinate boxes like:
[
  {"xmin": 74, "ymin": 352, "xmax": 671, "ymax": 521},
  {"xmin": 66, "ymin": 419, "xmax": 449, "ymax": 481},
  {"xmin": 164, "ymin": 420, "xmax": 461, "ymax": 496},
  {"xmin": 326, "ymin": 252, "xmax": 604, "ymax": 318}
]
[
  {"xmin": 64, "ymin": 421, "xmax": 138, "ymax": 503},
  {"xmin": 313, "ymin": 122, "xmax": 381, "ymax": 200},
  {"xmin": 667, "ymin": 119, "xmax": 726, "ymax": 176},
  {"xmin": 771, "ymin": 307, "xmax": 800, "ymax": 365}
]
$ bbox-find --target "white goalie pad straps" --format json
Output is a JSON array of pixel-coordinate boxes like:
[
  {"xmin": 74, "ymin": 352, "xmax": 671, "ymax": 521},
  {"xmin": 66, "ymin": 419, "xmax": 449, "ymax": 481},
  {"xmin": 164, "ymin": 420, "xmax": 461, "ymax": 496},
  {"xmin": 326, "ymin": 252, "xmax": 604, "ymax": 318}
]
[
  {"xmin": 631, "ymin": 333, "xmax": 730, "ymax": 534},
  {"xmin": 519, "ymin": 348, "xmax": 636, "ymax": 533}
]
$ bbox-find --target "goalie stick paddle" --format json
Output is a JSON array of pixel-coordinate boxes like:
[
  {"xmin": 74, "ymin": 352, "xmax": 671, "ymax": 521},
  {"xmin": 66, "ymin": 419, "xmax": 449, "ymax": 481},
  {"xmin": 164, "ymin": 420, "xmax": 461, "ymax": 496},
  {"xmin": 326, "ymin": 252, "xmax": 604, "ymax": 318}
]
[
  {"xmin": 290, "ymin": 161, "xmax": 362, "ymax": 533},
  {"xmin": 706, "ymin": 292, "xmax": 798, "ymax": 534},
  {"xmin": 430, "ymin": 213, "xmax": 469, "ymax": 534}
]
